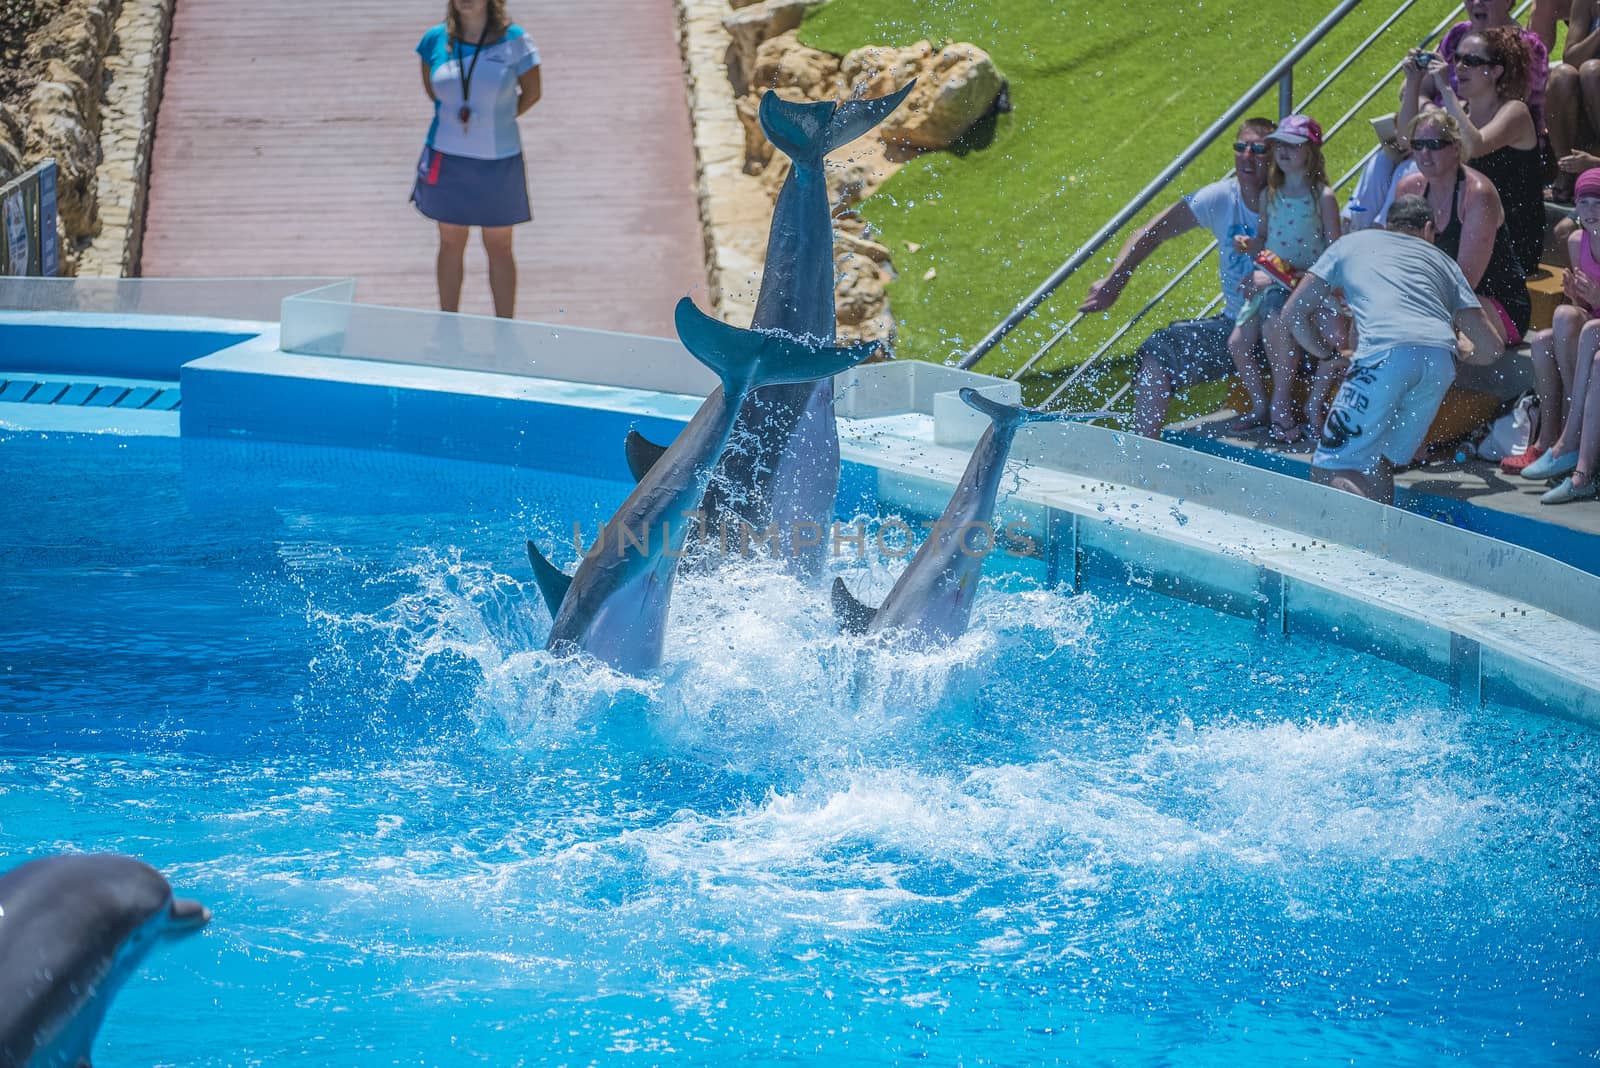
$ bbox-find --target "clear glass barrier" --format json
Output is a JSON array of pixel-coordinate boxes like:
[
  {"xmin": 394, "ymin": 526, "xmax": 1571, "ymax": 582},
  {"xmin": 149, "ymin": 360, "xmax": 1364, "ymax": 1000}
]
[
  {"xmin": 280, "ymin": 292, "xmax": 717, "ymax": 397},
  {"xmin": 0, "ymin": 276, "xmax": 351, "ymax": 321}
]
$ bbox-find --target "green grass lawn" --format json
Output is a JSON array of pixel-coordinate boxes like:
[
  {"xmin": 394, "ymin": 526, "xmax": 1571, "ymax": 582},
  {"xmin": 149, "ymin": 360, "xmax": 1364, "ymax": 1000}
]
[{"xmin": 800, "ymin": 0, "xmax": 1483, "ymax": 407}]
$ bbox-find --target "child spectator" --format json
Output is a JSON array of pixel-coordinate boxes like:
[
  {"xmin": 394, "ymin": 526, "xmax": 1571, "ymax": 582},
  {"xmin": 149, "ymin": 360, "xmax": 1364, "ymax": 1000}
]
[
  {"xmin": 1519, "ymin": 169, "xmax": 1600, "ymax": 479},
  {"xmin": 1226, "ymin": 115, "xmax": 1341, "ymax": 443}
]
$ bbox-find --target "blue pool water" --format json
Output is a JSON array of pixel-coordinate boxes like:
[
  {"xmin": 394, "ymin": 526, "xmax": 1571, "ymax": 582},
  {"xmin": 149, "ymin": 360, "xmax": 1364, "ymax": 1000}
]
[{"xmin": 1, "ymin": 431, "xmax": 1596, "ymax": 1066}]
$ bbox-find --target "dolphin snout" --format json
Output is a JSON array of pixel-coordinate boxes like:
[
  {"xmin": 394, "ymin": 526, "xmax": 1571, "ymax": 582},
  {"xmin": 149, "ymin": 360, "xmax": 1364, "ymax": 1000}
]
[{"xmin": 165, "ymin": 896, "xmax": 210, "ymax": 934}]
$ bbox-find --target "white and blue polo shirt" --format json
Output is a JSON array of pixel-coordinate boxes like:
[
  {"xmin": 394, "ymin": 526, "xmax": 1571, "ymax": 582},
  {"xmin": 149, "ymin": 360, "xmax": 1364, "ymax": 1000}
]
[{"xmin": 418, "ymin": 24, "xmax": 540, "ymax": 160}]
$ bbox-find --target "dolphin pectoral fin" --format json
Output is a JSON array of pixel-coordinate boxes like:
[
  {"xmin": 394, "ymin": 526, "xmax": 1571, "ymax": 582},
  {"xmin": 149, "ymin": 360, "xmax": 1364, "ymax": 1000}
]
[
  {"xmin": 674, "ymin": 298, "xmax": 880, "ymax": 392},
  {"xmin": 624, "ymin": 430, "xmax": 669, "ymax": 483},
  {"xmin": 959, "ymin": 387, "xmax": 1117, "ymax": 429},
  {"xmin": 831, "ymin": 577, "xmax": 878, "ymax": 636},
  {"xmin": 526, "ymin": 540, "xmax": 574, "ymax": 619},
  {"xmin": 825, "ymin": 81, "xmax": 916, "ymax": 152}
]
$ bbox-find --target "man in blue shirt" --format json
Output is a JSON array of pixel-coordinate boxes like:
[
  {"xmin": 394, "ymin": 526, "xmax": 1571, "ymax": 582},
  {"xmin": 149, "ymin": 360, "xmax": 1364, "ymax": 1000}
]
[{"xmin": 1080, "ymin": 119, "xmax": 1274, "ymax": 437}]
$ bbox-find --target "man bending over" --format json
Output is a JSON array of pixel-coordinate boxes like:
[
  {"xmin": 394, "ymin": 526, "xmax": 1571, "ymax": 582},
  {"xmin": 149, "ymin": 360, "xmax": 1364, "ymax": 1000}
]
[{"xmin": 1283, "ymin": 194, "xmax": 1505, "ymax": 503}]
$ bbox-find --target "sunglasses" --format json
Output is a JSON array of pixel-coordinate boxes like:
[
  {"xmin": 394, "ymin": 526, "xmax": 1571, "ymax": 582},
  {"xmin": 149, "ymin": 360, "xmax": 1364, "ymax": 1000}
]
[
  {"xmin": 1233, "ymin": 141, "xmax": 1269, "ymax": 155},
  {"xmin": 1454, "ymin": 53, "xmax": 1494, "ymax": 68},
  {"xmin": 1411, "ymin": 136, "xmax": 1457, "ymax": 151}
]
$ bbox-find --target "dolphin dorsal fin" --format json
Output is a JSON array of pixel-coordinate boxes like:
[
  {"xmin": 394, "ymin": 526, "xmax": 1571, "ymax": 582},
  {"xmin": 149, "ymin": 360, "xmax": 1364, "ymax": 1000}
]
[
  {"xmin": 831, "ymin": 577, "xmax": 878, "ymax": 636},
  {"xmin": 526, "ymin": 540, "xmax": 573, "ymax": 618},
  {"xmin": 624, "ymin": 430, "xmax": 669, "ymax": 484}
]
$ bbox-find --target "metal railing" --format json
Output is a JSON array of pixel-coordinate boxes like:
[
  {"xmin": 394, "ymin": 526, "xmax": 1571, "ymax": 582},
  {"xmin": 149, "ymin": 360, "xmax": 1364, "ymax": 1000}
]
[
  {"xmin": 956, "ymin": 0, "xmax": 1516, "ymax": 413},
  {"xmin": 0, "ymin": 161, "xmax": 60, "ymax": 277}
]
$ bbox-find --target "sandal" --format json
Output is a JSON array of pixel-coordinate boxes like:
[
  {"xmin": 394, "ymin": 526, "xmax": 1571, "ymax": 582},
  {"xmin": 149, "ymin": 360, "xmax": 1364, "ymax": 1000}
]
[
  {"xmin": 1223, "ymin": 411, "xmax": 1270, "ymax": 434},
  {"xmin": 1269, "ymin": 422, "xmax": 1307, "ymax": 446}
]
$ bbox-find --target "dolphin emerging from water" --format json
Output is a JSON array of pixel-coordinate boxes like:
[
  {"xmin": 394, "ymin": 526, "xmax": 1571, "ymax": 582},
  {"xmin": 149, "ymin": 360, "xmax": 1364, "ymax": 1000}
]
[
  {"xmin": 529, "ymin": 297, "xmax": 878, "ymax": 674},
  {"xmin": 626, "ymin": 84, "xmax": 914, "ymax": 578},
  {"xmin": 0, "ymin": 853, "xmax": 210, "ymax": 1068},
  {"xmin": 832, "ymin": 390, "xmax": 1107, "ymax": 645}
]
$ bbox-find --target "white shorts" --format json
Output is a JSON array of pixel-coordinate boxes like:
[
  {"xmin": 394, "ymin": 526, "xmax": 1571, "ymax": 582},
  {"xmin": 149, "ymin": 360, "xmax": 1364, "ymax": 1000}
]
[{"xmin": 1312, "ymin": 344, "xmax": 1456, "ymax": 473}]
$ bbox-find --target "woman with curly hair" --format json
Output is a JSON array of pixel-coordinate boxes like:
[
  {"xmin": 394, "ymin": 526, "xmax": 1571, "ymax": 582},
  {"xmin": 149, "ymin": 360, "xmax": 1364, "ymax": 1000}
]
[
  {"xmin": 413, "ymin": 0, "xmax": 542, "ymax": 318},
  {"xmin": 1405, "ymin": 28, "xmax": 1544, "ymax": 275}
]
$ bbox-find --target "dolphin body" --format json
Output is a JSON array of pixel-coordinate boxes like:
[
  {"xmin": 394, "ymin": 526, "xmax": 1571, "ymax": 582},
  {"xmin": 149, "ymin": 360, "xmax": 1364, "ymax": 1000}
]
[
  {"xmin": 625, "ymin": 85, "xmax": 913, "ymax": 579},
  {"xmin": 832, "ymin": 390, "xmax": 1106, "ymax": 644},
  {"xmin": 529, "ymin": 298, "xmax": 877, "ymax": 674},
  {"xmin": 0, "ymin": 854, "xmax": 210, "ymax": 1068}
]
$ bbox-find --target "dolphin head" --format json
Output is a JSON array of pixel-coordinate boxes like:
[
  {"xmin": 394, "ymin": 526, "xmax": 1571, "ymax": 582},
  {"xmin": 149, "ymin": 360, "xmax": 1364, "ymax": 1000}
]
[{"xmin": 0, "ymin": 855, "xmax": 209, "ymax": 1068}]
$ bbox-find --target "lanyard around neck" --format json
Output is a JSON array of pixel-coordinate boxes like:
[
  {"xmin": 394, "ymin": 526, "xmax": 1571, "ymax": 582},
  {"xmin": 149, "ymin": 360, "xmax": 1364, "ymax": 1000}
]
[{"xmin": 453, "ymin": 22, "xmax": 492, "ymax": 108}]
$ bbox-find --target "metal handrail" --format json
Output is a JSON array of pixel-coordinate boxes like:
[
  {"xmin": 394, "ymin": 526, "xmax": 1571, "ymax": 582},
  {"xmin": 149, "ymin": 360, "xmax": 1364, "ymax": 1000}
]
[{"xmin": 956, "ymin": 0, "xmax": 1365, "ymax": 371}]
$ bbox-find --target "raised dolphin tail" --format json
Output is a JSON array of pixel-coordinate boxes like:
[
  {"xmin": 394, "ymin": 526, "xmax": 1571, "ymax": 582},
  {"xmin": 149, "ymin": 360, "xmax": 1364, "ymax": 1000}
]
[
  {"xmin": 831, "ymin": 577, "xmax": 878, "ymax": 636},
  {"xmin": 623, "ymin": 429, "xmax": 669, "ymax": 483},
  {"xmin": 526, "ymin": 540, "xmax": 574, "ymax": 618},
  {"xmin": 958, "ymin": 388, "xmax": 1116, "ymax": 429},
  {"xmin": 760, "ymin": 80, "xmax": 915, "ymax": 163},
  {"xmin": 674, "ymin": 297, "xmax": 879, "ymax": 394}
]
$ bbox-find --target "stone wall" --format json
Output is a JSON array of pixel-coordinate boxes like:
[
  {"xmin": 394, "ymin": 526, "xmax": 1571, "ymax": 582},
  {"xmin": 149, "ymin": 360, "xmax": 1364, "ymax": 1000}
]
[
  {"xmin": 79, "ymin": 0, "xmax": 174, "ymax": 276},
  {"xmin": 0, "ymin": 0, "xmax": 173, "ymax": 277}
]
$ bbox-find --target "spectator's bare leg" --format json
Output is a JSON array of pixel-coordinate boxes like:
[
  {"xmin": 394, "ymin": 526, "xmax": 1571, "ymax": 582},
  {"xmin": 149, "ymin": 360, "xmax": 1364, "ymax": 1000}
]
[
  {"xmin": 1579, "ymin": 61, "xmax": 1600, "ymax": 157},
  {"xmin": 1131, "ymin": 353, "xmax": 1174, "ymax": 439},
  {"xmin": 482, "ymin": 226, "xmax": 517, "ymax": 319},
  {"xmin": 1537, "ymin": 306, "xmax": 1584, "ymax": 451},
  {"xmin": 1554, "ymin": 317, "xmax": 1600, "ymax": 455},
  {"xmin": 436, "ymin": 223, "xmax": 470, "ymax": 314},
  {"xmin": 1573, "ymin": 347, "xmax": 1600, "ymax": 489},
  {"xmin": 1264, "ymin": 310, "xmax": 1302, "ymax": 439},
  {"xmin": 1548, "ymin": 63, "xmax": 1581, "ymax": 197},
  {"xmin": 1304, "ymin": 357, "xmax": 1347, "ymax": 441},
  {"xmin": 1225, "ymin": 318, "xmax": 1268, "ymax": 430}
]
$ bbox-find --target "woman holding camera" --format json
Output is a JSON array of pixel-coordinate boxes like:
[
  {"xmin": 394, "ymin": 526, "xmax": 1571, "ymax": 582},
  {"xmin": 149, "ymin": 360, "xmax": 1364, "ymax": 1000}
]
[
  {"xmin": 1412, "ymin": 0, "xmax": 1550, "ymax": 128},
  {"xmin": 1407, "ymin": 29, "xmax": 1544, "ymax": 275}
]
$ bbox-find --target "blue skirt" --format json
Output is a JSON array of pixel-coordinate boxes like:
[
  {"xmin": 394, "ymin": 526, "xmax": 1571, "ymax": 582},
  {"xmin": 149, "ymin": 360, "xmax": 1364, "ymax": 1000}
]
[{"xmin": 411, "ymin": 147, "xmax": 531, "ymax": 227}]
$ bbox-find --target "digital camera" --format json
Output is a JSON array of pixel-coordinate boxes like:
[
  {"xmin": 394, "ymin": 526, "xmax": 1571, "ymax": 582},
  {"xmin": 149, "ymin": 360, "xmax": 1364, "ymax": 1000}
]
[{"xmin": 1412, "ymin": 51, "xmax": 1438, "ymax": 71}]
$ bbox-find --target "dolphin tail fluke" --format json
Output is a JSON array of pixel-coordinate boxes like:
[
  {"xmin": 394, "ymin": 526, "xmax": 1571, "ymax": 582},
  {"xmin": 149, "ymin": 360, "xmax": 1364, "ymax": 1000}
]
[
  {"xmin": 822, "ymin": 81, "xmax": 915, "ymax": 152},
  {"xmin": 624, "ymin": 429, "xmax": 668, "ymax": 483},
  {"xmin": 959, "ymin": 387, "xmax": 1115, "ymax": 430},
  {"xmin": 760, "ymin": 81, "xmax": 915, "ymax": 163},
  {"xmin": 675, "ymin": 298, "xmax": 879, "ymax": 392},
  {"xmin": 831, "ymin": 577, "xmax": 878, "ymax": 636},
  {"xmin": 526, "ymin": 540, "xmax": 573, "ymax": 618}
]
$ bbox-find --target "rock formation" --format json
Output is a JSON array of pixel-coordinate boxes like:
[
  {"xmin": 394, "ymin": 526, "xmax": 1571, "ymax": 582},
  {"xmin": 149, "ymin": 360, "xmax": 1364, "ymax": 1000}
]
[{"xmin": 719, "ymin": 26, "xmax": 1005, "ymax": 345}]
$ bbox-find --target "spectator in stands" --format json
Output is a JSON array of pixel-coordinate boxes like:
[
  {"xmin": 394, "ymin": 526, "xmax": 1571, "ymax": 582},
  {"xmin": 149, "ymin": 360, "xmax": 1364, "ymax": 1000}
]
[
  {"xmin": 1395, "ymin": 109, "xmax": 1532, "ymax": 346},
  {"xmin": 1545, "ymin": 0, "xmax": 1600, "ymax": 202},
  {"xmin": 1284, "ymin": 194, "xmax": 1506, "ymax": 504},
  {"xmin": 1226, "ymin": 115, "xmax": 1341, "ymax": 443},
  {"xmin": 1410, "ymin": 30, "xmax": 1544, "ymax": 275},
  {"xmin": 1531, "ymin": 0, "xmax": 1571, "ymax": 51},
  {"xmin": 413, "ymin": 0, "xmax": 542, "ymax": 318},
  {"xmin": 1413, "ymin": 0, "xmax": 1550, "ymax": 129},
  {"xmin": 1343, "ymin": 117, "xmax": 1417, "ymax": 231},
  {"xmin": 1519, "ymin": 169, "xmax": 1600, "ymax": 480},
  {"xmin": 1540, "ymin": 345, "xmax": 1600, "ymax": 500},
  {"xmin": 1079, "ymin": 119, "xmax": 1275, "ymax": 438}
]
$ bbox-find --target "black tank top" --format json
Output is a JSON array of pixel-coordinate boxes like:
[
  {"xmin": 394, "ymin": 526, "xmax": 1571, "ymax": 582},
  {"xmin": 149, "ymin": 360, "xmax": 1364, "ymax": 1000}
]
[
  {"xmin": 1472, "ymin": 142, "xmax": 1545, "ymax": 275},
  {"xmin": 1427, "ymin": 167, "xmax": 1531, "ymax": 336}
]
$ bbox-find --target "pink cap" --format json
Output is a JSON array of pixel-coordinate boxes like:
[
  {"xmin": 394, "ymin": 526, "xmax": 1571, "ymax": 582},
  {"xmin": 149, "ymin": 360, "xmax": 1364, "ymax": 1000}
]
[
  {"xmin": 1268, "ymin": 114, "xmax": 1324, "ymax": 147},
  {"xmin": 1577, "ymin": 168, "xmax": 1600, "ymax": 201}
]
